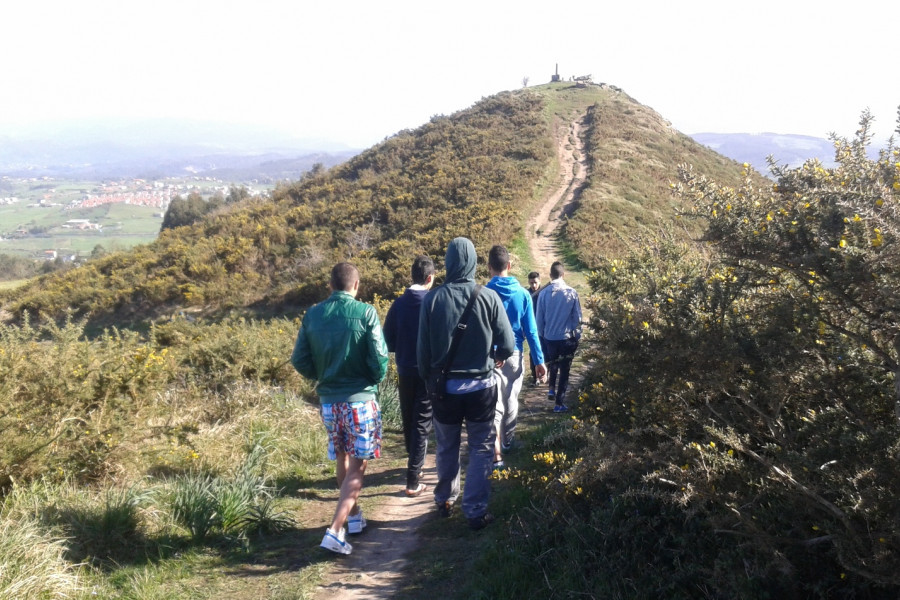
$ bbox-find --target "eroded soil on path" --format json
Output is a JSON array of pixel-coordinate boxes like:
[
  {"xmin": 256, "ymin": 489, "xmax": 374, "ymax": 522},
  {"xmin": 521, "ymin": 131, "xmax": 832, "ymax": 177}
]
[{"xmin": 527, "ymin": 115, "xmax": 590, "ymax": 274}]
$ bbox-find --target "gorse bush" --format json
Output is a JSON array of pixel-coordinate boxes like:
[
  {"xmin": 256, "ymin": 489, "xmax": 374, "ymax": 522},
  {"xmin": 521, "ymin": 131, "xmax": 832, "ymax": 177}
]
[
  {"xmin": 492, "ymin": 114, "xmax": 900, "ymax": 598},
  {"xmin": 0, "ymin": 314, "xmax": 309, "ymax": 488}
]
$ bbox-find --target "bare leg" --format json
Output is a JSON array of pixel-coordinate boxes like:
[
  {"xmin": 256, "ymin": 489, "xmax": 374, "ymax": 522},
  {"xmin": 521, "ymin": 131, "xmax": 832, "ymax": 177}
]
[{"xmin": 330, "ymin": 453, "xmax": 367, "ymax": 532}]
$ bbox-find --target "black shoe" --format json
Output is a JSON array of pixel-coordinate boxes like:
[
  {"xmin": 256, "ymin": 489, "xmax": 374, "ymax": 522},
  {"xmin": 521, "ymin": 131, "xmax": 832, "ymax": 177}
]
[
  {"xmin": 437, "ymin": 501, "xmax": 453, "ymax": 518},
  {"xmin": 468, "ymin": 512, "xmax": 495, "ymax": 531}
]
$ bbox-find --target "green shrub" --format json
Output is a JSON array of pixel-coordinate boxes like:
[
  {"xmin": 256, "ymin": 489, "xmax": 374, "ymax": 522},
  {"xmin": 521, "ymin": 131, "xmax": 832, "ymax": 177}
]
[
  {"xmin": 171, "ymin": 473, "xmax": 219, "ymax": 543},
  {"xmin": 488, "ymin": 114, "xmax": 900, "ymax": 598},
  {"xmin": 377, "ymin": 363, "xmax": 402, "ymax": 430}
]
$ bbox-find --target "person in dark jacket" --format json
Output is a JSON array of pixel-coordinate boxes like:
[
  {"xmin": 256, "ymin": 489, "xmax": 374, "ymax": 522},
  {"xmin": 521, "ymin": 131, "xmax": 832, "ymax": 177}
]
[
  {"xmin": 383, "ymin": 255, "xmax": 435, "ymax": 497},
  {"xmin": 527, "ymin": 271, "xmax": 544, "ymax": 387},
  {"xmin": 291, "ymin": 262, "xmax": 389, "ymax": 555},
  {"xmin": 417, "ymin": 237, "xmax": 515, "ymax": 530}
]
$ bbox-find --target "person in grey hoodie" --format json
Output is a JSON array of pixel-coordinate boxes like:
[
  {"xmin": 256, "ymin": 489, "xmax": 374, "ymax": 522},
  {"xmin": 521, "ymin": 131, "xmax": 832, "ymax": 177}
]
[{"xmin": 417, "ymin": 237, "xmax": 515, "ymax": 530}]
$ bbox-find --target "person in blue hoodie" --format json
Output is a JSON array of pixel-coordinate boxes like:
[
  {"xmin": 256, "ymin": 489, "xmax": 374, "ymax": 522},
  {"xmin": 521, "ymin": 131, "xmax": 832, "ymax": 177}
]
[
  {"xmin": 383, "ymin": 255, "xmax": 435, "ymax": 497},
  {"xmin": 417, "ymin": 237, "xmax": 515, "ymax": 530},
  {"xmin": 485, "ymin": 246, "xmax": 547, "ymax": 470}
]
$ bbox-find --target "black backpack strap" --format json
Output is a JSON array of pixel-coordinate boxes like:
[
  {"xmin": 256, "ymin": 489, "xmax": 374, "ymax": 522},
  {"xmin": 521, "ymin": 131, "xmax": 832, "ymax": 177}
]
[{"xmin": 442, "ymin": 285, "xmax": 482, "ymax": 375}]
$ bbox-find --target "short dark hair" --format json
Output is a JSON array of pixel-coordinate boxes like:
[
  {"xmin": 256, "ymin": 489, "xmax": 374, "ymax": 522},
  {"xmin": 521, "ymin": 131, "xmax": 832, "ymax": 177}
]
[
  {"xmin": 488, "ymin": 245, "xmax": 509, "ymax": 273},
  {"xmin": 527, "ymin": 271, "xmax": 540, "ymax": 281},
  {"xmin": 330, "ymin": 262, "xmax": 359, "ymax": 291},
  {"xmin": 411, "ymin": 255, "xmax": 434, "ymax": 285},
  {"xmin": 550, "ymin": 261, "xmax": 565, "ymax": 280}
]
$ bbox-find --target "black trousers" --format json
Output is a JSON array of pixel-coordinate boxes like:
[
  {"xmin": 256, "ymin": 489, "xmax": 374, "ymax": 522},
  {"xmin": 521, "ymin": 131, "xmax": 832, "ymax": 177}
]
[
  {"xmin": 398, "ymin": 373, "xmax": 433, "ymax": 489},
  {"xmin": 545, "ymin": 337, "xmax": 578, "ymax": 402}
]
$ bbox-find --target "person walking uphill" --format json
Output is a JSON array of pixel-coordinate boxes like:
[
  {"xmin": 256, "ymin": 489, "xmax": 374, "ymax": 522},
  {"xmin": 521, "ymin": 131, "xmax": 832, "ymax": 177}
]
[
  {"xmin": 527, "ymin": 271, "xmax": 544, "ymax": 388},
  {"xmin": 418, "ymin": 237, "xmax": 515, "ymax": 530},
  {"xmin": 485, "ymin": 246, "xmax": 546, "ymax": 471},
  {"xmin": 291, "ymin": 262, "xmax": 389, "ymax": 555},
  {"xmin": 536, "ymin": 261, "xmax": 582, "ymax": 412},
  {"xmin": 383, "ymin": 255, "xmax": 435, "ymax": 497}
]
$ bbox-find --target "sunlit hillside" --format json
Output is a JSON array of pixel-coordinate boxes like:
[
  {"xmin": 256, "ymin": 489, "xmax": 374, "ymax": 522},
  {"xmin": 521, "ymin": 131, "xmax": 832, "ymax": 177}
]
[{"xmin": 0, "ymin": 83, "xmax": 751, "ymax": 329}]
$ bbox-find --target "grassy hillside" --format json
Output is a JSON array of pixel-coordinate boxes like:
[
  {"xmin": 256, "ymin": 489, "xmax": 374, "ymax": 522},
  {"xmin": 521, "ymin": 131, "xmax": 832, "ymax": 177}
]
[
  {"xmin": 566, "ymin": 91, "xmax": 750, "ymax": 265},
  {"xmin": 0, "ymin": 83, "xmax": 750, "ymax": 329}
]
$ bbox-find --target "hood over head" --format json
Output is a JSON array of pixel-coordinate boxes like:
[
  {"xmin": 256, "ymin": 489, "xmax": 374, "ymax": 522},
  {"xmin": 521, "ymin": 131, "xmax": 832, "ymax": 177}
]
[{"xmin": 445, "ymin": 237, "xmax": 477, "ymax": 283}]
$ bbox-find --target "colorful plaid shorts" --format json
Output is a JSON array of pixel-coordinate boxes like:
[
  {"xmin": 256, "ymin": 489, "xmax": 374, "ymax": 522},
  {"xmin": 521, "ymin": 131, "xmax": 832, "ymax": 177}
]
[{"xmin": 321, "ymin": 399, "xmax": 382, "ymax": 460}]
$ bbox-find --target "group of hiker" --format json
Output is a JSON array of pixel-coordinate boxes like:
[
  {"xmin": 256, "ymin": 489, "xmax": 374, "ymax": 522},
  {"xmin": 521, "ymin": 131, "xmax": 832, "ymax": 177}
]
[{"xmin": 290, "ymin": 237, "xmax": 582, "ymax": 555}]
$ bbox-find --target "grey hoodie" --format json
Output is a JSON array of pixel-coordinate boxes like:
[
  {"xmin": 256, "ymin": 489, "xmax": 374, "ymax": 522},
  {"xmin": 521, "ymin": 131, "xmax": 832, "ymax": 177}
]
[{"xmin": 417, "ymin": 237, "xmax": 515, "ymax": 380}]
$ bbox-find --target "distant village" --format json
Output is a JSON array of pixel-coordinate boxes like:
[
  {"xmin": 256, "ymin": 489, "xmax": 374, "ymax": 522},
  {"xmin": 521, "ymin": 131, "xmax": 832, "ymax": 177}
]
[{"xmin": 0, "ymin": 174, "xmax": 269, "ymax": 260}]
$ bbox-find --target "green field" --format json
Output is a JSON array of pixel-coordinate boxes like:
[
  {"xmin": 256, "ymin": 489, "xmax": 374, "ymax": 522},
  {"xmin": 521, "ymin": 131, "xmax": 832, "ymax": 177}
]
[
  {"xmin": 0, "ymin": 202, "xmax": 162, "ymax": 257},
  {"xmin": 0, "ymin": 175, "xmax": 247, "ymax": 258},
  {"xmin": 0, "ymin": 279, "xmax": 28, "ymax": 290}
]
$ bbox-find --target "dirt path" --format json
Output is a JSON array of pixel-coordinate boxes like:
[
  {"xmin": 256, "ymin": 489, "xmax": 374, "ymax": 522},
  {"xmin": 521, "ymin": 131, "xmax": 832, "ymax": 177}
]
[
  {"xmin": 313, "ymin": 115, "xmax": 589, "ymax": 599},
  {"xmin": 315, "ymin": 461, "xmax": 438, "ymax": 599},
  {"xmin": 527, "ymin": 115, "xmax": 589, "ymax": 274}
]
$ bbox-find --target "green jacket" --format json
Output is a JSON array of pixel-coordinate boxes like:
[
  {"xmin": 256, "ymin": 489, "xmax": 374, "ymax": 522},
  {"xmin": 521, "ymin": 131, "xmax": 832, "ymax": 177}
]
[
  {"xmin": 291, "ymin": 290, "xmax": 389, "ymax": 403},
  {"xmin": 417, "ymin": 237, "xmax": 515, "ymax": 380}
]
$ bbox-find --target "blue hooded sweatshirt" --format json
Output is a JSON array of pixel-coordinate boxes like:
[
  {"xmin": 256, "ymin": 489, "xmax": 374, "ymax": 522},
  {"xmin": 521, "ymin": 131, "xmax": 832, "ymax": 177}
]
[{"xmin": 486, "ymin": 275, "xmax": 545, "ymax": 366}]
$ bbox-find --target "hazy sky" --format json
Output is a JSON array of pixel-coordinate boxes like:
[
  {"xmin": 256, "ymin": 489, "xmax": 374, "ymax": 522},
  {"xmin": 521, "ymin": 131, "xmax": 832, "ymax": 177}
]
[{"xmin": 2, "ymin": 0, "xmax": 898, "ymax": 148}]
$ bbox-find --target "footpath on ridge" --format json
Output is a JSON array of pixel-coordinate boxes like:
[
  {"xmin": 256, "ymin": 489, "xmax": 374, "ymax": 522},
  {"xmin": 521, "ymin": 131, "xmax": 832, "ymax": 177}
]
[{"xmin": 313, "ymin": 114, "xmax": 590, "ymax": 600}]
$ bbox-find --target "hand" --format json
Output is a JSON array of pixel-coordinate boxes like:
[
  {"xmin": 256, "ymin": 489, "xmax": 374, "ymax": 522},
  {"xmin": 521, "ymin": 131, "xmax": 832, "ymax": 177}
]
[
  {"xmin": 535, "ymin": 363, "xmax": 547, "ymax": 382},
  {"xmin": 494, "ymin": 359, "xmax": 506, "ymax": 369}
]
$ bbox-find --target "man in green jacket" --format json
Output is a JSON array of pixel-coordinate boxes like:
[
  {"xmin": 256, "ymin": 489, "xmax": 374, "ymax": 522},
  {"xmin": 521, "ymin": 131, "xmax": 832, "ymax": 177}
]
[
  {"xmin": 291, "ymin": 262, "xmax": 389, "ymax": 555},
  {"xmin": 418, "ymin": 237, "xmax": 515, "ymax": 530}
]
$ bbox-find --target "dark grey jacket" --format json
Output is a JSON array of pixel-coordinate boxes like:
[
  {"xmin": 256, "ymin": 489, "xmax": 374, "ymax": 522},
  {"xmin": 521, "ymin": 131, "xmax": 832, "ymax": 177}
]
[{"xmin": 417, "ymin": 237, "xmax": 515, "ymax": 380}]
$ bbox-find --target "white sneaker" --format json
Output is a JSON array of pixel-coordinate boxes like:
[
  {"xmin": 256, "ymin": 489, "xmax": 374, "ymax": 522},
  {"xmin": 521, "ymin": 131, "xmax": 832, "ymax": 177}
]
[
  {"xmin": 320, "ymin": 527, "xmax": 352, "ymax": 555},
  {"xmin": 347, "ymin": 510, "xmax": 367, "ymax": 534}
]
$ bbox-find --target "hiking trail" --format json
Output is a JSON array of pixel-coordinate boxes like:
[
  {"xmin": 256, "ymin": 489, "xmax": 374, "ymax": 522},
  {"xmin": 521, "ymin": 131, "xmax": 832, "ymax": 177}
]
[
  {"xmin": 313, "ymin": 113, "xmax": 589, "ymax": 599},
  {"xmin": 527, "ymin": 115, "xmax": 589, "ymax": 274}
]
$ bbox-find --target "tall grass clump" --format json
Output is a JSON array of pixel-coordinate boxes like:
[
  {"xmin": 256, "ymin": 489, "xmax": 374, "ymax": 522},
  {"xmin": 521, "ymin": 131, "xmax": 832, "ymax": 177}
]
[
  {"xmin": 0, "ymin": 514, "xmax": 83, "ymax": 599},
  {"xmin": 376, "ymin": 364, "xmax": 402, "ymax": 430},
  {"xmin": 170, "ymin": 442, "xmax": 293, "ymax": 544},
  {"xmin": 171, "ymin": 473, "xmax": 219, "ymax": 543},
  {"xmin": 3, "ymin": 478, "xmax": 160, "ymax": 567}
]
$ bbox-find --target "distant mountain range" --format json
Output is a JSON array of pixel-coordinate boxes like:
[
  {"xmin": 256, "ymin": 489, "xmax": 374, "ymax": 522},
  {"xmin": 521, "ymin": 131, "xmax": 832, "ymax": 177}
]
[
  {"xmin": 690, "ymin": 132, "xmax": 847, "ymax": 175},
  {"xmin": 0, "ymin": 119, "xmax": 360, "ymax": 181},
  {"xmin": 0, "ymin": 118, "xmax": 869, "ymax": 182}
]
